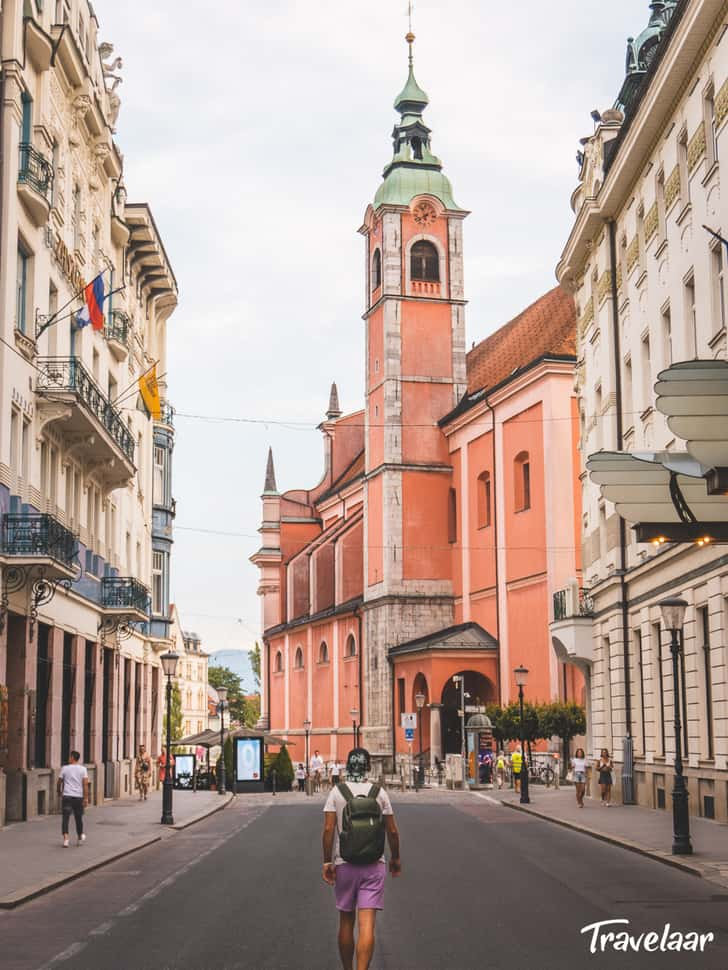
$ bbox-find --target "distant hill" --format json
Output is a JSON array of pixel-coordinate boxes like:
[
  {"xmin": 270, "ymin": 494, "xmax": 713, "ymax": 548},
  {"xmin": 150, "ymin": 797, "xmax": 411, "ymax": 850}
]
[{"xmin": 208, "ymin": 649, "xmax": 258, "ymax": 694}]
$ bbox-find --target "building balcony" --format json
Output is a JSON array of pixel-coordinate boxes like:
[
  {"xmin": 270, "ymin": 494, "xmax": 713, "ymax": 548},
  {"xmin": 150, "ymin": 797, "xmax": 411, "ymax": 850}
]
[
  {"xmin": 157, "ymin": 400, "xmax": 175, "ymax": 428},
  {"xmin": 17, "ymin": 143, "xmax": 53, "ymax": 226},
  {"xmin": 35, "ymin": 357, "xmax": 135, "ymax": 488},
  {"xmin": 101, "ymin": 577, "xmax": 150, "ymax": 622},
  {"xmin": 550, "ymin": 582, "xmax": 594, "ymax": 669},
  {"xmin": 105, "ymin": 310, "xmax": 130, "ymax": 361},
  {"xmin": 410, "ymin": 280, "xmax": 441, "ymax": 297},
  {"xmin": 1, "ymin": 513, "xmax": 79, "ymax": 579}
]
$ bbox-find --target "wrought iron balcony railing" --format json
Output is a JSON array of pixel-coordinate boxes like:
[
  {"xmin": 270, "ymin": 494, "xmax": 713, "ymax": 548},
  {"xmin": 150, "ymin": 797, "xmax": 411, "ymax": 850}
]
[
  {"xmin": 105, "ymin": 309, "xmax": 130, "ymax": 347},
  {"xmin": 2, "ymin": 513, "xmax": 78, "ymax": 567},
  {"xmin": 158, "ymin": 400, "xmax": 175, "ymax": 427},
  {"xmin": 553, "ymin": 587, "xmax": 595, "ymax": 622},
  {"xmin": 101, "ymin": 576, "xmax": 151, "ymax": 614},
  {"xmin": 18, "ymin": 143, "xmax": 53, "ymax": 199},
  {"xmin": 36, "ymin": 358, "xmax": 135, "ymax": 463}
]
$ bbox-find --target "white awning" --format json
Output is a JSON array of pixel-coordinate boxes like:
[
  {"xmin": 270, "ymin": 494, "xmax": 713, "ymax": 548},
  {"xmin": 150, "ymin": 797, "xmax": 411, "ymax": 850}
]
[{"xmin": 655, "ymin": 360, "xmax": 728, "ymax": 467}]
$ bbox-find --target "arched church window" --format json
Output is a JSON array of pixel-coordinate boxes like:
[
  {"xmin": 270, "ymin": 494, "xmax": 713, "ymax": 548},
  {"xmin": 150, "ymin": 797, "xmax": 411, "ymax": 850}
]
[
  {"xmin": 294, "ymin": 646, "xmax": 304, "ymax": 670},
  {"xmin": 411, "ymin": 240, "xmax": 440, "ymax": 282},
  {"xmin": 345, "ymin": 634, "xmax": 357, "ymax": 658},
  {"xmin": 371, "ymin": 249, "xmax": 382, "ymax": 291},
  {"xmin": 514, "ymin": 451, "xmax": 531, "ymax": 512},
  {"xmin": 319, "ymin": 641, "xmax": 329, "ymax": 663},
  {"xmin": 274, "ymin": 650, "xmax": 283, "ymax": 673}
]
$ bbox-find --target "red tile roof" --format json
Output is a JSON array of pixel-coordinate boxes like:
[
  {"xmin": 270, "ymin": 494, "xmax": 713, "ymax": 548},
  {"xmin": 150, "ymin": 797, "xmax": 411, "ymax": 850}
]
[{"xmin": 466, "ymin": 286, "xmax": 576, "ymax": 394}]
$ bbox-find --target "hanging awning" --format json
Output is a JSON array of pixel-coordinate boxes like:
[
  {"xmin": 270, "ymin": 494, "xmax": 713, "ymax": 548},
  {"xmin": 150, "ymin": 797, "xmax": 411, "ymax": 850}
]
[{"xmin": 655, "ymin": 359, "xmax": 728, "ymax": 468}]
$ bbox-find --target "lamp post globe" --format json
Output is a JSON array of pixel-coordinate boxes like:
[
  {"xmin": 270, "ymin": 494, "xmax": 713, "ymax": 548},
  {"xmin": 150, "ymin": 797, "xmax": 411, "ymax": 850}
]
[
  {"xmin": 159, "ymin": 651, "xmax": 178, "ymax": 825},
  {"xmin": 415, "ymin": 691, "xmax": 426, "ymax": 787},
  {"xmin": 514, "ymin": 665, "xmax": 530, "ymax": 805},
  {"xmin": 658, "ymin": 597, "xmax": 692, "ymax": 855},
  {"xmin": 216, "ymin": 685, "xmax": 228, "ymax": 796}
]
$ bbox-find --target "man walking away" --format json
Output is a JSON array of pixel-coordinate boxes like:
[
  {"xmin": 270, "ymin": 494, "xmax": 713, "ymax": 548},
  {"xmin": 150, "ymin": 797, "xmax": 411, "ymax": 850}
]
[
  {"xmin": 511, "ymin": 747, "xmax": 523, "ymax": 794},
  {"xmin": 57, "ymin": 751, "xmax": 89, "ymax": 847},
  {"xmin": 322, "ymin": 748, "xmax": 401, "ymax": 970}
]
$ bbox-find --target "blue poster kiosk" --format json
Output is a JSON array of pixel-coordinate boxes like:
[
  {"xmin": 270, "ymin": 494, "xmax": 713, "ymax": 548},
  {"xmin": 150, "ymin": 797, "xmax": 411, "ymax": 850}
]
[{"xmin": 234, "ymin": 736, "xmax": 265, "ymax": 793}]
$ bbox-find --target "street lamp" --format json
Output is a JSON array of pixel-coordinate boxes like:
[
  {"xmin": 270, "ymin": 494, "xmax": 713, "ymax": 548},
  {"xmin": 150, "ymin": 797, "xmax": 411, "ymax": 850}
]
[
  {"xmin": 514, "ymin": 664, "xmax": 530, "ymax": 805},
  {"xmin": 160, "ymin": 650, "xmax": 179, "ymax": 825},
  {"xmin": 415, "ymin": 691, "xmax": 426, "ymax": 788},
  {"xmin": 659, "ymin": 596, "xmax": 692, "ymax": 856},
  {"xmin": 303, "ymin": 719, "xmax": 311, "ymax": 795},
  {"xmin": 350, "ymin": 707, "xmax": 359, "ymax": 748},
  {"xmin": 217, "ymin": 685, "xmax": 228, "ymax": 796}
]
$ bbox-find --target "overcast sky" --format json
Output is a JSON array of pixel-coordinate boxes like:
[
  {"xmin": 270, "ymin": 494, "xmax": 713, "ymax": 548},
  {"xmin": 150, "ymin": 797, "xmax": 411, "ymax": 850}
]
[{"xmin": 98, "ymin": 0, "xmax": 641, "ymax": 657}]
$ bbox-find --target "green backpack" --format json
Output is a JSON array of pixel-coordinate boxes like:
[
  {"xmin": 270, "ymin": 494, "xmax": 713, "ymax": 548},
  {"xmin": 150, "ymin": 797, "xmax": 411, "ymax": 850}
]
[{"xmin": 338, "ymin": 783, "xmax": 385, "ymax": 865}]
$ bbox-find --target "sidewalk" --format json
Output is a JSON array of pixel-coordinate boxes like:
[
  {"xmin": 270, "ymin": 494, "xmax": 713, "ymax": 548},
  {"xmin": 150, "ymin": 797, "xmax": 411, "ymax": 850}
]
[
  {"xmin": 0, "ymin": 789, "xmax": 233, "ymax": 908},
  {"xmin": 486, "ymin": 785, "xmax": 728, "ymax": 888}
]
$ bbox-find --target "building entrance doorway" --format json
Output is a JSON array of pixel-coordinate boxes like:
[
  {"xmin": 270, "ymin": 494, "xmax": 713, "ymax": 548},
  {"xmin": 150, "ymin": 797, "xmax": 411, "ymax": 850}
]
[{"xmin": 441, "ymin": 670, "xmax": 495, "ymax": 756}]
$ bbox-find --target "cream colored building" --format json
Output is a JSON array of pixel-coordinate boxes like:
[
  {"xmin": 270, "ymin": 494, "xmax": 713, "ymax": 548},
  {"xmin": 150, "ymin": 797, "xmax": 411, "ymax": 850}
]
[
  {"xmin": 554, "ymin": 0, "xmax": 728, "ymax": 822},
  {"xmin": 169, "ymin": 606, "xmax": 209, "ymax": 739},
  {"xmin": 0, "ymin": 0, "xmax": 177, "ymax": 825}
]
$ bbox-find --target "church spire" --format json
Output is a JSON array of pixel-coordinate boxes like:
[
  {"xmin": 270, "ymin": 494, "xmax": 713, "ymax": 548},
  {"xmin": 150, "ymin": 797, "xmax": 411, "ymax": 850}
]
[{"xmin": 263, "ymin": 447, "xmax": 278, "ymax": 494}]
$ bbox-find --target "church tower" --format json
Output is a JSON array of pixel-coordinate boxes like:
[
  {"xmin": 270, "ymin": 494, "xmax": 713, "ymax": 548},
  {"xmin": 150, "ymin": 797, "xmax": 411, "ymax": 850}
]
[{"xmin": 360, "ymin": 32, "xmax": 468, "ymax": 761}]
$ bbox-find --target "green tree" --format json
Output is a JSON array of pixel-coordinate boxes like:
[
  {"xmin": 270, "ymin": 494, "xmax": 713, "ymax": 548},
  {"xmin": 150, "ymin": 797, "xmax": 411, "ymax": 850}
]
[
  {"xmin": 274, "ymin": 744, "xmax": 294, "ymax": 791},
  {"xmin": 249, "ymin": 642, "xmax": 261, "ymax": 689},
  {"xmin": 245, "ymin": 693, "xmax": 261, "ymax": 727},
  {"xmin": 539, "ymin": 701, "xmax": 587, "ymax": 774},
  {"xmin": 208, "ymin": 664, "xmax": 247, "ymax": 725},
  {"xmin": 166, "ymin": 682, "xmax": 183, "ymax": 741}
]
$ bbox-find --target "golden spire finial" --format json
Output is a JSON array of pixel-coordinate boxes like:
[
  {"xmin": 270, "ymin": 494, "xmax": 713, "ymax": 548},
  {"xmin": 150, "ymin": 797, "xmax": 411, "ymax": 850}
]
[{"xmin": 406, "ymin": 1, "xmax": 415, "ymax": 67}]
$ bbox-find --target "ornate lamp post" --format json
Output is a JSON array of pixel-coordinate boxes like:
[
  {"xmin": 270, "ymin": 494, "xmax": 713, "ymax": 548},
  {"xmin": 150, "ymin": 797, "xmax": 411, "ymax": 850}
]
[
  {"xmin": 415, "ymin": 691, "xmax": 426, "ymax": 788},
  {"xmin": 658, "ymin": 596, "xmax": 692, "ymax": 856},
  {"xmin": 303, "ymin": 718, "xmax": 311, "ymax": 796},
  {"xmin": 349, "ymin": 707, "xmax": 359, "ymax": 748},
  {"xmin": 160, "ymin": 650, "xmax": 179, "ymax": 825},
  {"xmin": 217, "ymin": 685, "xmax": 228, "ymax": 796},
  {"xmin": 514, "ymin": 665, "xmax": 530, "ymax": 805}
]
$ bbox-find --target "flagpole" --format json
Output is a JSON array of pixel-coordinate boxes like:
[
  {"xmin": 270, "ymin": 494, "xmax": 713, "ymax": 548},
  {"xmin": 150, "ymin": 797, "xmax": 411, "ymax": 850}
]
[
  {"xmin": 111, "ymin": 359, "xmax": 161, "ymax": 407},
  {"xmin": 36, "ymin": 284, "xmax": 127, "ymax": 340}
]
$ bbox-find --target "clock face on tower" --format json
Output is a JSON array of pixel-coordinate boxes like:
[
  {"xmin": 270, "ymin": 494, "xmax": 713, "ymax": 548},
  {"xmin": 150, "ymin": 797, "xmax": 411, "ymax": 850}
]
[{"xmin": 412, "ymin": 201, "xmax": 437, "ymax": 227}]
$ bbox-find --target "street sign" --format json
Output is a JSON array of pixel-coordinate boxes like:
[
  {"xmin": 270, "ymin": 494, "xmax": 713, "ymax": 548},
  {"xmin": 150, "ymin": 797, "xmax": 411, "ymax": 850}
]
[
  {"xmin": 401, "ymin": 713, "xmax": 417, "ymax": 729},
  {"xmin": 405, "ymin": 727, "xmax": 415, "ymax": 742},
  {"xmin": 465, "ymin": 705, "xmax": 486, "ymax": 714}
]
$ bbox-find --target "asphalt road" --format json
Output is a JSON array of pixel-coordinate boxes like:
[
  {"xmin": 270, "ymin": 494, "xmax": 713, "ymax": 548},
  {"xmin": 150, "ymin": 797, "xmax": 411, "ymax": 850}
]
[{"xmin": 2, "ymin": 790, "xmax": 727, "ymax": 970}]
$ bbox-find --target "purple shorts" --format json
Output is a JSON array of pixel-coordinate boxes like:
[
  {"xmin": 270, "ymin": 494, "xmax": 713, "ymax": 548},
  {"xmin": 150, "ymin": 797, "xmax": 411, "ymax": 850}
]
[{"xmin": 334, "ymin": 861, "xmax": 386, "ymax": 912}]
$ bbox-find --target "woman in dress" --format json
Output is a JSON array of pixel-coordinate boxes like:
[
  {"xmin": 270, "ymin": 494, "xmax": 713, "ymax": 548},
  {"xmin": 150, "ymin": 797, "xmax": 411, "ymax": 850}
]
[
  {"xmin": 571, "ymin": 747, "xmax": 588, "ymax": 807},
  {"xmin": 597, "ymin": 748, "xmax": 613, "ymax": 806},
  {"xmin": 134, "ymin": 744, "xmax": 151, "ymax": 800}
]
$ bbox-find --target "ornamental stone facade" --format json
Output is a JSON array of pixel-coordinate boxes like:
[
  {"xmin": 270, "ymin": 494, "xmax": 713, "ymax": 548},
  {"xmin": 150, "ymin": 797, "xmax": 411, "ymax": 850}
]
[{"xmin": 0, "ymin": 0, "xmax": 178, "ymax": 825}]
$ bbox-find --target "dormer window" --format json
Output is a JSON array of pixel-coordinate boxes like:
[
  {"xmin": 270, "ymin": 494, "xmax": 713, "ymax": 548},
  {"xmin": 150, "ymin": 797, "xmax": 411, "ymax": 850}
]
[
  {"xmin": 371, "ymin": 248, "xmax": 382, "ymax": 291},
  {"xmin": 411, "ymin": 240, "xmax": 439, "ymax": 282}
]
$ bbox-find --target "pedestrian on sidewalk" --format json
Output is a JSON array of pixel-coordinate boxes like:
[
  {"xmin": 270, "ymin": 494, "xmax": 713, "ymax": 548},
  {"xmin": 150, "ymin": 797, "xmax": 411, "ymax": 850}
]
[
  {"xmin": 511, "ymin": 747, "xmax": 524, "ymax": 793},
  {"xmin": 56, "ymin": 750, "xmax": 89, "ymax": 848},
  {"xmin": 157, "ymin": 749, "xmax": 175, "ymax": 787},
  {"xmin": 322, "ymin": 748, "xmax": 401, "ymax": 970},
  {"xmin": 597, "ymin": 749, "xmax": 613, "ymax": 806},
  {"xmin": 331, "ymin": 760, "xmax": 342, "ymax": 788},
  {"xmin": 295, "ymin": 763, "xmax": 306, "ymax": 792},
  {"xmin": 495, "ymin": 752, "xmax": 506, "ymax": 789},
  {"xmin": 571, "ymin": 748, "xmax": 587, "ymax": 807},
  {"xmin": 134, "ymin": 745, "xmax": 151, "ymax": 800},
  {"xmin": 311, "ymin": 749, "xmax": 324, "ymax": 793}
]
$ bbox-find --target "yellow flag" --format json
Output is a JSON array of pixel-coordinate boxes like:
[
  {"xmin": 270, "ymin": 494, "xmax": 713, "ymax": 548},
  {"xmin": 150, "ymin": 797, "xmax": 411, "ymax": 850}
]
[{"xmin": 139, "ymin": 364, "xmax": 161, "ymax": 421}]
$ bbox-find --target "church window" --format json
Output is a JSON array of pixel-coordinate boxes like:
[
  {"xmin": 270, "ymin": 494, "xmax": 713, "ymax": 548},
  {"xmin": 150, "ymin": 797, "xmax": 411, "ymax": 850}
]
[
  {"xmin": 274, "ymin": 650, "xmax": 283, "ymax": 673},
  {"xmin": 345, "ymin": 634, "xmax": 357, "ymax": 658},
  {"xmin": 411, "ymin": 240, "xmax": 439, "ymax": 282},
  {"xmin": 514, "ymin": 452, "xmax": 531, "ymax": 512},
  {"xmin": 371, "ymin": 249, "xmax": 382, "ymax": 291},
  {"xmin": 477, "ymin": 472, "xmax": 491, "ymax": 529},
  {"xmin": 319, "ymin": 641, "xmax": 329, "ymax": 663},
  {"xmin": 448, "ymin": 488, "xmax": 457, "ymax": 543},
  {"xmin": 294, "ymin": 647, "xmax": 304, "ymax": 670}
]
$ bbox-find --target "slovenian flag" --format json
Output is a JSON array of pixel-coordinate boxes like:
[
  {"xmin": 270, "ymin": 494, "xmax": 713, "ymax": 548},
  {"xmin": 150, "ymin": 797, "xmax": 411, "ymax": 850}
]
[{"xmin": 75, "ymin": 275, "xmax": 105, "ymax": 331}]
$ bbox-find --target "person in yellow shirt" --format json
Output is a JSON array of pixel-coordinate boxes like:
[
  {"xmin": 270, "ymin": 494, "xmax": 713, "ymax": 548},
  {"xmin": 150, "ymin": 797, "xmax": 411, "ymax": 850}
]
[{"xmin": 510, "ymin": 747, "xmax": 524, "ymax": 793}]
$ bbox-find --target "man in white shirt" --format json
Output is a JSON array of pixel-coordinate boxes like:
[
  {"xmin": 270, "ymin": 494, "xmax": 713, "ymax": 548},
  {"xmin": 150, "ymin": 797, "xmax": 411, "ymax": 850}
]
[
  {"xmin": 56, "ymin": 750, "xmax": 90, "ymax": 847},
  {"xmin": 310, "ymin": 749, "xmax": 324, "ymax": 792},
  {"xmin": 322, "ymin": 748, "xmax": 401, "ymax": 970}
]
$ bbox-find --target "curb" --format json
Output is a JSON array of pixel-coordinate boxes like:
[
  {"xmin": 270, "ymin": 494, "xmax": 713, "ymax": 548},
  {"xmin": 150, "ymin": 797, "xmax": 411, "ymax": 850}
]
[
  {"xmin": 0, "ymin": 792, "xmax": 234, "ymax": 909},
  {"xmin": 498, "ymin": 799, "xmax": 707, "ymax": 879}
]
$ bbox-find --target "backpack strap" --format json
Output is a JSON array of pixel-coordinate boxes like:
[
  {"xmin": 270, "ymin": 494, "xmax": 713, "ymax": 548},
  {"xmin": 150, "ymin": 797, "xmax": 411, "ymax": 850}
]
[
  {"xmin": 337, "ymin": 782, "xmax": 354, "ymax": 803},
  {"xmin": 368, "ymin": 784, "xmax": 381, "ymax": 799}
]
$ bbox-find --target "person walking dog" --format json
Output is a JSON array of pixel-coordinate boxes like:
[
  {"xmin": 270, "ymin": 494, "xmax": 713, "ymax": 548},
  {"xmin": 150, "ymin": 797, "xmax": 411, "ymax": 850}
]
[
  {"xmin": 57, "ymin": 750, "xmax": 89, "ymax": 847},
  {"xmin": 322, "ymin": 748, "xmax": 401, "ymax": 970}
]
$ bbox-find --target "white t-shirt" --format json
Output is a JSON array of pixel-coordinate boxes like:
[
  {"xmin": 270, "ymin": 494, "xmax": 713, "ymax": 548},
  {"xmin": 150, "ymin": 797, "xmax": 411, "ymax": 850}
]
[
  {"xmin": 323, "ymin": 781, "xmax": 393, "ymax": 866},
  {"xmin": 295, "ymin": 767, "xmax": 305, "ymax": 780},
  {"xmin": 310, "ymin": 755, "xmax": 324, "ymax": 773},
  {"xmin": 60, "ymin": 763, "xmax": 88, "ymax": 798},
  {"xmin": 571, "ymin": 757, "xmax": 587, "ymax": 774}
]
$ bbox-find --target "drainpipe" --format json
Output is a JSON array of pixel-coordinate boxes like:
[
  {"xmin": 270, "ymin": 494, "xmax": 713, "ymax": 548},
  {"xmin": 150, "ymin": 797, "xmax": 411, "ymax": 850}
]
[
  {"xmin": 263, "ymin": 636, "xmax": 271, "ymax": 731},
  {"xmin": 483, "ymin": 396, "xmax": 502, "ymax": 705},
  {"xmin": 608, "ymin": 219, "xmax": 635, "ymax": 803},
  {"xmin": 354, "ymin": 606, "xmax": 364, "ymax": 746}
]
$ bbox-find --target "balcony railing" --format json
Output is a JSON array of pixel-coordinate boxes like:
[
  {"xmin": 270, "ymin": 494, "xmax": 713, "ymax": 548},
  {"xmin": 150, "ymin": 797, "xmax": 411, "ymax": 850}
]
[
  {"xmin": 101, "ymin": 577, "xmax": 150, "ymax": 614},
  {"xmin": 105, "ymin": 309, "xmax": 130, "ymax": 347},
  {"xmin": 553, "ymin": 587, "xmax": 595, "ymax": 622},
  {"xmin": 2, "ymin": 513, "xmax": 78, "ymax": 567},
  {"xmin": 18, "ymin": 143, "xmax": 53, "ymax": 200},
  {"xmin": 36, "ymin": 358, "xmax": 135, "ymax": 463},
  {"xmin": 158, "ymin": 400, "xmax": 175, "ymax": 427}
]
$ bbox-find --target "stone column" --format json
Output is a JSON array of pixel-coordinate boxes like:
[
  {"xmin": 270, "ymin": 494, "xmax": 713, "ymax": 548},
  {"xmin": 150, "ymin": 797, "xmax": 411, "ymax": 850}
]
[
  {"xmin": 46, "ymin": 627, "xmax": 64, "ymax": 772},
  {"xmin": 69, "ymin": 636, "xmax": 85, "ymax": 760},
  {"xmin": 88, "ymin": 642, "xmax": 105, "ymax": 805},
  {"xmin": 429, "ymin": 704, "xmax": 443, "ymax": 768}
]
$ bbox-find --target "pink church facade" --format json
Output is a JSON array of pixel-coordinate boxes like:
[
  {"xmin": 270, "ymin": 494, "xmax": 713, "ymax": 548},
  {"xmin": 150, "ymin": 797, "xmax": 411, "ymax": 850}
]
[{"xmin": 251, "ymin": 49, "xmax": 584, "ymax": 769}]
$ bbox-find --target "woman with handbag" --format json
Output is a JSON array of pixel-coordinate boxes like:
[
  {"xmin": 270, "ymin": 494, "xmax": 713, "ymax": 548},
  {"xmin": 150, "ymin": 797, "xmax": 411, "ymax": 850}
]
[
  {"xmin": 597, "ymin": 749, "xmax": 613, "ymax": 806},
  {"xmin": 570, "ymin": 748, "xmax": 587, "ymax": 807}
]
